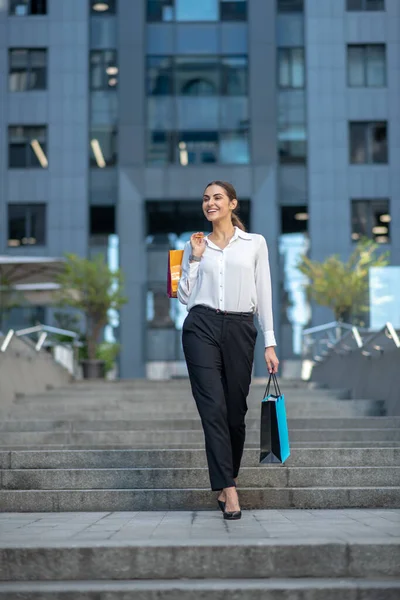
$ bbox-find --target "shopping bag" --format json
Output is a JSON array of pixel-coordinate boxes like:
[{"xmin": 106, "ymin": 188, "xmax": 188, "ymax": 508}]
[
  {"xmin": 259, "ymin": 373, "xmax": 290, "ymax": 464},
  {"xmin": 167, "ymin": 250, "xmax": 184, "ymax": 298}
]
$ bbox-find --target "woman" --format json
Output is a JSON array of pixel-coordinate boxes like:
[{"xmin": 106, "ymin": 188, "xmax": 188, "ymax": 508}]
[{"xmin": 178, "ymin": 181, "xmax": 279, "ymax": 520}]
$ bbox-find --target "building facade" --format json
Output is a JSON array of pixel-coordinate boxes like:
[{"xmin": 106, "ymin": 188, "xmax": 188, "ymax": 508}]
[{"xmin": 0, "ymin": 0, "xmax": 398, "ymax": 378}]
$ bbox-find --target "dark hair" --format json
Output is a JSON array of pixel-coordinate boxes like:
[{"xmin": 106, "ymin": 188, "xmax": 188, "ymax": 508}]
[{"xmin": 204, "ymin": 180, "xmax": 246, "ymax": 231}]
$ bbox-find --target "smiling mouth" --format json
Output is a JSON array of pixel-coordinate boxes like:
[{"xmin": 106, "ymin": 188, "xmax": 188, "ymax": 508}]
[{"xmin": 207, "ymin": 209, "xmax": 218, "ymax": 213}]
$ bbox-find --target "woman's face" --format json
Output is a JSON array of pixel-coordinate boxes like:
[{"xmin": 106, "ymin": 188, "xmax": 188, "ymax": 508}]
[{"xmin": 202, "ymin": 184, "xmax": 237, "ymax": 224}]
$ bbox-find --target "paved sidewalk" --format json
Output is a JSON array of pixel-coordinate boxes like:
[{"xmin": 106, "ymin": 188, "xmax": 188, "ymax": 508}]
[{"xmin": 1, "ymin": 509, "xmax": 399, "ymax": 545}]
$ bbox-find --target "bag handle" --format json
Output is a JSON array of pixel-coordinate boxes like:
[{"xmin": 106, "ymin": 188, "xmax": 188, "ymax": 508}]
[{"xmin": 263, "ymin": 372, "xmax": 282, "ymax": 399}]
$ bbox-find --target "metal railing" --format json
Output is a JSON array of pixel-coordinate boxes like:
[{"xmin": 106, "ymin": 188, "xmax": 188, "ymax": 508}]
[
  {"xmin": 0, "ymin": 324, "xmax": 81, "ymax": 376},
  {"xmin": 302, "ymin": 321, "xmax": 399, "ymax": 362}
]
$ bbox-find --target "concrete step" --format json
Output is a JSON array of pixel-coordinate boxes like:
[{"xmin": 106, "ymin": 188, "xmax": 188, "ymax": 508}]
[
  {"xmin": 1, "ymin": 486, "xmax": 399, "ymax": 511},
  {"xmin": 0, "ymin": 417, "xmax": 397, "ymax": 433},
  {"xmin": 3, "ymin": 466, "xmax": 399, "ymax": 490},
  {"xmin": 2, "ymin": 441, "xmax": 400, "ymax": 452},
  {"xmin": 3, "ymin": 448, "xmax": 398, "ymax": 470},
  {"xmin": 1, "ymin": 578, "xmax": 400, "ymax": 599},
  {"xmin": 1, "ymin": 428, "xmax": 398, "ymax": 447},
  {"xmin": 0, "ymin": 540, "xmax": 398, "ymax": 580}
]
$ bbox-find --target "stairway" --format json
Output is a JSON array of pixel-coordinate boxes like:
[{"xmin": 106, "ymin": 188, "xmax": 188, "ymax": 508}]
[
  {"xmin": 0, "ymin": 379, "xmax": 398, "ymax": 511},
  {"xmin": 0, "ymin": 379, "xmax": 399, "ymax": 599}
]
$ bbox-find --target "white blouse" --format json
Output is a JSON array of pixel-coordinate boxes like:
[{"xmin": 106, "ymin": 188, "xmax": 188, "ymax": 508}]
[{"xmin": 177, "ymin": 227, "xmax": 277, "ymax": 348}]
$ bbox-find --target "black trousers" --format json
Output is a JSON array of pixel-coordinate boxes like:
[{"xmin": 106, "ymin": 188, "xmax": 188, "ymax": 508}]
[{"xmin": 182, "ymin": 305, "xmax": 257, "ymax": 491}]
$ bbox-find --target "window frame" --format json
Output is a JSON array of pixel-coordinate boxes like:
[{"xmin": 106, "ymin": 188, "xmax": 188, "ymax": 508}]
[
  {"xmin": 349, "ymin": 121, "xmax": 388, "ymax": 165},
  {"xmin": 7, "ymin": 203, "xmax": 47, "ymax": 247},
  {"xmin": 351, "ymin": 198, "xmax": 390, "ymax": 244},
  {"xmin": 277, "ymin": 0, "xmax": 304, "ymax": 13},
  {"xmin": 90, "ymin": 49, "xmax": 118, "ymax": 90},
  {"xmin": 278, "ymin": 47, "xmax": 305, "ymax": 89},
  {"xmin": 9, "ymin": 0, "xmax": 47, "ymax": 16},
  {"xmin": 346, "ymin": 0, "xmax": 385, "ymax": 11},
  {"xmin": 147, "ymin": 129, "xmax": 250, "ymax": 165},
  {"xmin": 8, "ymin": 125, "xmax": 48, "ymax": 169},
  {"xmin": 347, "ymin": 44, "xmax": 386, "ymax": 88},
  {"xmin": 146, "ymin": 0, "xmax": 247, "ymax": 22},
  {"xmin": 9, "ymin": 48, "xmax": 47, "ymax": 92}
]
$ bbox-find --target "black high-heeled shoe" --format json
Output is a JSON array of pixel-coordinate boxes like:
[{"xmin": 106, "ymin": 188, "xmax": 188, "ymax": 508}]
[
  {"xmin": 217, "ymin": 499, "xmax": 226, "ymax": 512},
  {"xmin": 223, "ymin": 509, "xmax": 242, "ymax": 521}
]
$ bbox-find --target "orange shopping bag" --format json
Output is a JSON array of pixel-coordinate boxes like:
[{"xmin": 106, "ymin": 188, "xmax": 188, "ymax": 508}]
[{"xmin": 167, "ymin": 250, "xmax": 184, "ymax": 298}]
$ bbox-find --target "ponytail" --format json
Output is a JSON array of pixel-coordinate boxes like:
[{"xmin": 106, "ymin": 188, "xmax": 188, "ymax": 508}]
[{"xmin": 231, "ymin": 211, "xmax": 246, "ymax": 232}]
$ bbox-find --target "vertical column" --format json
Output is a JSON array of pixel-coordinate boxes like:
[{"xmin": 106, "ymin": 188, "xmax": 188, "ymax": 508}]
[
  {"xmin": 118, "ymin": 0, "xmax": 147, "ymax": 377},
  {"xmin": 248, "ymin": 0, "xmax": 280, "ymax": 376},
  {"xmin": 0, "ymin": 4, "xmax": 7, "ymax": 251},
  {"xmin": 47, "ymin": 0, "xmax": 89, "ymax": 257}
]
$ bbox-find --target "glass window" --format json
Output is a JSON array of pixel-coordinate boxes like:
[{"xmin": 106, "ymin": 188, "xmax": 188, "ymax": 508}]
[
  {"xmin": 349, "ymin": 121, "xmax": 388, "ymax": 164},
  {"xmin": 9, "ymin": 0, "xmax": 46, "ymax": 15},
  {"xmin": 219, "ymin": 130, "xmax": 249, "ymax": 164},
  {"xmin": 90, "ymin": 50, "xmax": 118, "ymax": 90},
  {"xmin": 147, "ymin": 131, "xmax": 175, "ymax": 165},
  {"xmin": 175, "ymin": 57, "xmax": 220, "ymax": 96},
  {"xmin": 347, "ymin": 0, "xmax": 384, "ymax": 10},
  {"xmin": 9, "ymin": 48, "xmax": 47, "ymax": 91},
  {"xmin": 90, "ymin": 91, "xmax": 118, "ymax": 125},
  {"xmin": 221, "ymin": 56, "xmax": 247, "ymax": 95},
  {"xmin": 9, "ymin": 126, "xmax": 47, "ymax": 168},
  {"xmin": 90, "ymin": 126, "xmax": 118, "ymax": 167},
  {"xmin": 175, "ymin": 0, "xmax": 218, "ymax": 21},
  {"xmin": 178, "ymin": 131, "xmax": 218, "ymax": 164},
  {"xmin": 351, "ymin": 199, "xmax": 390, "ymax": 243},
  {"xmin": 147, "ymin": 0, "xmax": 174, "ymax": 21},
  {"xmin": 90, "ymin": 206, "xmax": 116, "ymax": 235},
  {"xmin": 277, "ymin": 0, "xmax": 303, "ymax": 12},
  {"xmin": 91, "ymin": 0, "xmax": 117, "ymax": 14},
  {"xmin": 348, "ymin": 45, "xmax": 386, "ymax": 87},
  {"xmin": 278, "ymin": 123, "xmax": 307, "ymax": 164},
  {"xmin": 278, "ymin": 48, "xmax": 304, "ymax": 89},
  {"xmin": 147, "ymin": 56, "xmax": 173, "ymax": 95},
  {"xmin": 8, "ymin": 204, "xmax": 46, "ymax": 246},
  {"xmin": 220, "ymin": 1, "xmax": 247, "ymax": 21}
]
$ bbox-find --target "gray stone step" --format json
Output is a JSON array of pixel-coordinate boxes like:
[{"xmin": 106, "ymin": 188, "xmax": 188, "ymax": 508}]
[
  {"xmin": 1, "ymin": 578, "xmax": 399, "ymax": 600},
  {"xmin": 1, "ymin": 428, "xmax": 398, "ymax": 447},
  {"xmin": 3, "ymin": 466, "xmax": 399, "ymax": 490},
  {"xmin": 0, "ymin": 540, "xmax": 398, "ymax": 580},
  {"xmin": 2, "ymin": 441, "xmax": 400, "ymax": 452},
  {"xmin": 3, "ymin": 447, "xmax": 398, "ymax": 470},
  {"xmin": 0, "ymin": 417, "xmax": 397, "ymax": 433},
  {"xmin": 1, "ymin": 486, "xmax": 399, "ymax": 511}
]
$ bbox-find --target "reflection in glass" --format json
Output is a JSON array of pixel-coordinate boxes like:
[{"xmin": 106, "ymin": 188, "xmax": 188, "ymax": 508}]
[
  {"xmin": 348, "ymin": 45, "xmax": 386, "ymax": 87},
  {"xmin": 91, "ymin": 90, "xmax": 118, "ymax": 125},
  {"xmin": 8, "ymin": 203, "xmax": 46, "ymax": 246},
  {"xmin": 9, "ymin": 48, "xmax": 47, "ymax": 91},
  {"xmin": 176, "ymin": 97, "xmax": 219, "ymax": 130},
  {"xmin": 147, "ymin": 0, "xmax": 174, "ymax": 21},
  {"xmin": 175, "ymin": 57, "xmax": 219, "ymax": 96},
  {"xmin": 175, "ymin": 0, "xmax": 218, "ymax": 21},
  {"xmin": 220, "ymin": 0, "xmax": 247, "ymax": 21},
  {"xmin": 9, "ymin": 126, "xmax": 47, "ymax": 168},
  {"xmin": 178, "ymin": 131, "xmax": 218, "ymax": 164},
  {"xmin": 349, "ymin": 122, "xmax": 387, "ymax": 164},
  {"xmin": 278, "ymin": 123, "xmax": 306, "ymax": 164},
  {"xmin": 147, "ymin": 56, "xmax": 173, "ymax": 95},
  {"xmin": 219, "ymin": 130, "xmax": 249, "ymax": 164},
  {"xmin": 278, "ymin": 48, "xmax": 304, "ymax": 89},
  {"xmin": 90, "ymin": 126, "xmax": 118, "ymax": 167},
  {"xmin": 90, "ymin": 50, "xmax": 118, "ymax": 89},
  {"xmin": 221, "ymin": 56, "xmax": 247, "ymax": 95},
  {"xmin": 351, "ymin": 199, "xmax": 390, "ymax": 243}
]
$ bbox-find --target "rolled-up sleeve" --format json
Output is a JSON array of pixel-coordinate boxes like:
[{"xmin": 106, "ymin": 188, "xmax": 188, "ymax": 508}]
[
  {"xmin": 255, "ymin": 235, "xmax": 277, "ymax": 348},
  {"xmin": 177, "ymin": 242, "xmax": 200, "ymax": 305}
]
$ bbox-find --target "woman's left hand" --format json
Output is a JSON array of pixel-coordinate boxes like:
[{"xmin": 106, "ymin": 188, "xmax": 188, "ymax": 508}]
[{"xmin": 265, "ymin": 347, "xmax": 279, "ymax": 374}]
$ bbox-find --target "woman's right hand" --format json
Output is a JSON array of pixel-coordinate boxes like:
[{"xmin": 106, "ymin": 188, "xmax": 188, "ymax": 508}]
[{"xmin": 190, "ymin": 232, "xmax": 206, "ymax": 258}]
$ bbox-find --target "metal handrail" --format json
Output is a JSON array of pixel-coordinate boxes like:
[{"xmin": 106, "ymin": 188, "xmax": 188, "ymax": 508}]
[
  {"xmin": 0, "ymin": 324, "xmax": 79, "ymax": 353},
  {"xmin": 303, "ymin": 320, "xmax": 399, "ymax": 362}
]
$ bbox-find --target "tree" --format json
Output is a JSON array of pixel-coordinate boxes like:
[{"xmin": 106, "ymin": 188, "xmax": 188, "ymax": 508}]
[
  {"xmin": 56, "ymin": 254, "xmax": 127, "ymax": 361},
  {"xmin": 296, "ymin": 238, "xmax": 389, "ymax": 323}
]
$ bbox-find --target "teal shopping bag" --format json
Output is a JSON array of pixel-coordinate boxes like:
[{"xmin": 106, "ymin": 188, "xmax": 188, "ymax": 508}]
[{"xmin": 259, "ymin": 373, "xmax": 290, "ymax": 464}]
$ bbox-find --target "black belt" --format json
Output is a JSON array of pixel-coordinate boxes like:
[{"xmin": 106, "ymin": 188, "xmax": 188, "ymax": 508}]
[{"xmin": 191, "ymin": 305, "xmax": 254, "ymax": 319}]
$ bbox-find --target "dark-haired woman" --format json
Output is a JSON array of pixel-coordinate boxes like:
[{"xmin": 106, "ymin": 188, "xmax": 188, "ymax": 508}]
[{"xmin": 178, "ymin": 181, "xmax": 279, "ymax": 520}]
